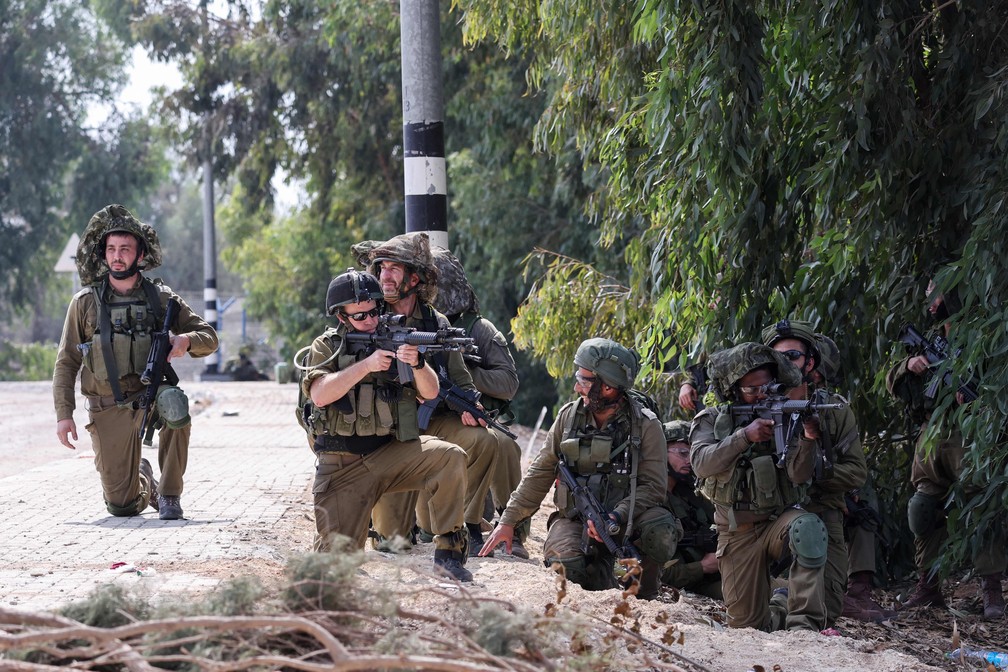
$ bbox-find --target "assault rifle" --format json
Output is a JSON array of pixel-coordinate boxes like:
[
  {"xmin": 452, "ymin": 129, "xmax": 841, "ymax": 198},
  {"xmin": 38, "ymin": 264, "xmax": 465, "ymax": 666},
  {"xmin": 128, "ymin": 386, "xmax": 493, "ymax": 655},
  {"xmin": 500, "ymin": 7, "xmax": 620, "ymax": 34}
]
[
  {"xmin": 345, "ymin": 314, "xmax": 478, "ymax": 384},
  {"xmin": 687, "ymin": 362, "xmax": 708, "ymax": 411},
  {"xmin": 898, "ymin": 323, "xmax": 979, "ymax": 402},
  {"xmin": 138, "ymin": 298, "xmax": 180, "ymax": 446},
  {"xmin": 679, "ymin": 528, "xmax": 718, "ymax": 554},
  {"xmin": 555, "ymin": 455, "xmax": 642, "ymax": 563},
  {"xmin": 729, "ymin": 388, "xmax": 845, "ymax": 466},
  {"xmin": 417, "ymin": 371, "xmax": 518, "ymax": 440}
]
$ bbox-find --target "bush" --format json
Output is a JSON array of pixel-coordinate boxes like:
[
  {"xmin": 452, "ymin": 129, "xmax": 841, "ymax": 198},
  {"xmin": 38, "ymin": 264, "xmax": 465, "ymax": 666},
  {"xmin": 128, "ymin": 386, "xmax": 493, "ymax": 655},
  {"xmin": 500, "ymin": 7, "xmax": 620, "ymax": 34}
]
[{"xmin": 0, "ymin": 341, "xmax": 57, "ymax": 381}]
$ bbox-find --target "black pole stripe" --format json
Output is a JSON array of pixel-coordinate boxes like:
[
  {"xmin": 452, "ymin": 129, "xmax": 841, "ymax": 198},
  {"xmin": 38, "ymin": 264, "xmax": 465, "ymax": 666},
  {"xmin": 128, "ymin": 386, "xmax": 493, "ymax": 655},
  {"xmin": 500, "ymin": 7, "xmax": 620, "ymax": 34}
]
[
  {"xmin": 405, "ymin": 195, "xmax": 447, "ymax": 232},
  {"xmin": 403, "ymin": 121, "xmax": 445, "ymax": 158}
]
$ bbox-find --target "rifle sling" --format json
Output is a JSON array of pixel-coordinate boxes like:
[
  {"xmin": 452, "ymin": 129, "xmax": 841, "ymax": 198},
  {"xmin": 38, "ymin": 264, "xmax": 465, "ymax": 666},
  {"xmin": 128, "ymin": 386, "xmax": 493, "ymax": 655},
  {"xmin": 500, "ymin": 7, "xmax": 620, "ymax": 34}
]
[{"xmin": 96, "ymin": 280, "xmax": 125, "ymax": 405}]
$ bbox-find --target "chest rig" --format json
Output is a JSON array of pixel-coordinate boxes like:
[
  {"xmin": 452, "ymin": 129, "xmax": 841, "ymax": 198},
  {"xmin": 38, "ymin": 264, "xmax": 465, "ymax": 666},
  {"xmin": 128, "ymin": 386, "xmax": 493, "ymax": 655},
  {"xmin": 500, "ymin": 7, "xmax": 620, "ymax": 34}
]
[
  {"xmin": 697, "ymin": 407, "xmax": 807, "ymax": 528},
  {"xmin": 300, "ymin": 328, "xmax": 420, "ymax": 454},
  {"xmin": 555, "ymin": 399, "xmax": 644, "ymax": 535},
  {"xmin": 79, "ymin": 278, "xmax": 163, "ymax": 403}
]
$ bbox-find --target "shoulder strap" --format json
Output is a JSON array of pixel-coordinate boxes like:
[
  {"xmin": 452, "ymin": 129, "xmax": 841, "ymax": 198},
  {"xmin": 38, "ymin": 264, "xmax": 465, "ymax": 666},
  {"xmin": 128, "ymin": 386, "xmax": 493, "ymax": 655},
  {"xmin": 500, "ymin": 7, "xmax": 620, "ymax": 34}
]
[
  {"xmin": 94, "ymin": 279, "xmax": 125, "ymax": 404},
  {"xmin": 454, "ymin": 310, "xmax": 481, "ymax": 336}
]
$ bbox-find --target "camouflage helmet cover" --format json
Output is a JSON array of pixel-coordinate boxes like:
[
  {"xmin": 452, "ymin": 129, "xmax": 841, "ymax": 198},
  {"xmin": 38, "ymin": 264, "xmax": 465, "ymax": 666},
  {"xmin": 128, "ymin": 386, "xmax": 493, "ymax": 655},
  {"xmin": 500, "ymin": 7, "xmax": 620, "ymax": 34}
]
[
  {"xmin": 662, "ymin": 420, "xmax": 691, "ymax": 445},
  {"xmin": 574, "ymin": 337, "xmax": 640, "ymax": 389},
  {"xmin": 431, "ymin": 246, "xmax": 478, "ymax": 316},
  {"xmin": 350, "ymin": 232, "xmax": 438, "ymax": 304},
  {"xmin": 325, "ymin": 268, "xmax": 383, "ymax": 315},
  {"xmin": 814, "ymin": 333, "xmax": 841, "ymax": 383},
  {"xmin": 760, "ymin": 318, "xmax": 820, "ymax": 369},
  {"xmin": 706, "ymin": 342, "xmax": 802, "ymax": 401},
  {"xmin": 76, "ymin": 204, "xmax": 162, "ymax": 285}
]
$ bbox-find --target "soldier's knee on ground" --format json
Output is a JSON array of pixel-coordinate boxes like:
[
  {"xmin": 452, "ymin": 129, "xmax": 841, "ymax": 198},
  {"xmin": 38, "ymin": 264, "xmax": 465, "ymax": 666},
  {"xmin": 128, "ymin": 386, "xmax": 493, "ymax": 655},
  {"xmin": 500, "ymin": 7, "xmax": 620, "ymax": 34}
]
[
  {"xmin": 789, "ymin": 513, "xmax": 828, "ymax": 569},
  {"xmin": 907, "ymin": 492, "xmax": 944, "ymax": 537},
  {"xmin": 547, "ymin": 555, "xmax": 618, "ymax": 591},
  {"xmin": 106, "ymin": 493, "xmax": 145, "ymax": 517},
  {"xmin": 635, "ymin": 508, "xmax": 682, "ymax": 565}
]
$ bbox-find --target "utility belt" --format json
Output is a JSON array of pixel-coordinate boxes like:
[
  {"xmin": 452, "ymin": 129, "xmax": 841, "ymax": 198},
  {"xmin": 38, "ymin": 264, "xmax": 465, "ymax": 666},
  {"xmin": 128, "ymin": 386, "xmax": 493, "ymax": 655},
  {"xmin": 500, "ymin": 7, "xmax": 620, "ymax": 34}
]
[
  {"xmin": 312, "ymin": 433, "xmax": 392, "ymax": 457},
  {"xmin": 86, "ymin": 392, "xmax": 143, "ymax": 412}
]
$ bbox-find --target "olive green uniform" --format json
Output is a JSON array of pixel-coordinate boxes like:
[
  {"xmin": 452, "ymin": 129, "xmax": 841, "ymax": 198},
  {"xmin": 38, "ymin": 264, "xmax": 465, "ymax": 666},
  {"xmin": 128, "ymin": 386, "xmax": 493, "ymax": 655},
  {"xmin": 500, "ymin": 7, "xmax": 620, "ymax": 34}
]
[
  {"xmin": 691, "ymin": 406, "xmax": 827, "ymax": 631},
  {"xmin": 661, "ymin": 476, "xmax": 722, "ymax": 599},
  {"xmin": 887, "ymin": 355, "xmax": 1007, "ymax": 578},
  {"xmin": 300, "ymin": 326, "xmax": 468, "ymax": 552},
  {"xmin": 499, "ymin": 396, "xmax": 678, "ymax": 593},
  {"xmin": 53, "ymin": 278, "xmax": 218, "ymax": 514},
  {"xmin": 801, "ymin": 393, "xmax": 866, "ymax": 626},
  {"xmin": 370, "ymin": 302, "xmax": 498, "ymax": 537}
]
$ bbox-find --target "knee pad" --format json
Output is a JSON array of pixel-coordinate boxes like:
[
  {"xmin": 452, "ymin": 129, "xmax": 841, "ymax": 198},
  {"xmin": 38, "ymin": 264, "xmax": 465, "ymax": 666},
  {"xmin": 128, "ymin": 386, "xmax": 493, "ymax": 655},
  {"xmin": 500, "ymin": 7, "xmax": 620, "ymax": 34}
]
[
  {"xmin": 789, "ymin": 513, "xmax": 828, "ymax": 569},
  {"xmin": 156, "ymin": 385, "xmax": 191, "ymax": 428},
  {"xmin": 907, "ymin": 492, "xmax": 944, "ymax": 537},
  {"xmin": 547, "ymin": 555, "xmax": 617, "ymax": 591},
  {"xmin": 635, "ymin": 509, "xmax": 682, "ymax": 565}
]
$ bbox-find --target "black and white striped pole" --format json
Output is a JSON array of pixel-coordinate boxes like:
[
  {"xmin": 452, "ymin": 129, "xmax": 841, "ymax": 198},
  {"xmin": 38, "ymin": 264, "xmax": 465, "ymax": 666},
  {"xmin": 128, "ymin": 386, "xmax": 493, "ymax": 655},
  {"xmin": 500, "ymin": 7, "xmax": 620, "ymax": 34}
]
[{"xmin": 400, "ymin": 0, "xmax": 448, "ymax": 249}]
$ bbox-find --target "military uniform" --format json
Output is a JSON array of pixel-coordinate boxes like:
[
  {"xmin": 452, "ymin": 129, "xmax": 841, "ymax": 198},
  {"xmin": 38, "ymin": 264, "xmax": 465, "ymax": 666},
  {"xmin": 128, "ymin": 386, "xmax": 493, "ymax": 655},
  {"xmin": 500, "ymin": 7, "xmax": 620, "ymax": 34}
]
[
  {"xmin": 53, "ymin": 206, "xmax": 218, "ymax": 517},
  {"xmin": 499, "ymin": 395, "xmax": 678, "ymax": 595},
  {"xmin": 661, "ymin": 475, "xmax": 722, "ymax": 599},
  {"xmin": 300, "ymin": 325, "xmax": 468, "ymax": 554}
]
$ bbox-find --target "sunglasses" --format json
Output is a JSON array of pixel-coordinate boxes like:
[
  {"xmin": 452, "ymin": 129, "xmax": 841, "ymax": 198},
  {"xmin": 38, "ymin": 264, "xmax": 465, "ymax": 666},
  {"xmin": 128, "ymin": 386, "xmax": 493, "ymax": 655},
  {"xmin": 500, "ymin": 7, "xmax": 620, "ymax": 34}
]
[
  {"xmin": 779, "ymin": 349, "xmax": 806, "ymax": 361},
  {"xmin": 574, "ymin": 372, "xmax": 598, "ymax": 386},
  {"xmin": 737, "ymin": 381, "xmax": 777, "ymax": 395},
  {"xmin": 342, "ymin": 307, "xmax": 381, "ymax": 322}
]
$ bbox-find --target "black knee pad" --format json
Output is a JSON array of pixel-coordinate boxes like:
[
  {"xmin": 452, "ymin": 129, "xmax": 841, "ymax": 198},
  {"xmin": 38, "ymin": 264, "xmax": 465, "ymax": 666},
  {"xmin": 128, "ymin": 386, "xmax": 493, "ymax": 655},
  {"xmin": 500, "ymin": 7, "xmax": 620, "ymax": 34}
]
[{"xmin": 907, "ymin": 492, "xmax": 944, "ymax": 537}]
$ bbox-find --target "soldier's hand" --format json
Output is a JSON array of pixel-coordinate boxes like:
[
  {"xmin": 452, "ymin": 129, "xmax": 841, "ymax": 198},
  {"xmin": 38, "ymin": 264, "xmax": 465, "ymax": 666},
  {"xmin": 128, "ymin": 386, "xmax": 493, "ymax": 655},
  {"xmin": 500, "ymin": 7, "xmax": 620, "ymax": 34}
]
[
  {"xmin": 461, "ymin": 411, "xmax": 484, "ymax": 428},
  {"xmin": 743, "ymin": 418, "xmax": 775, "ymax": 443},
  {"xmin": 56, "ymin": 419, "xmax": 77, "ymax": 450},
  {"xmin": 679, "ymin": 383, "xmax": 698, "ymax": 412},
  {"xmin": 907, "ymin": 355, "xmax": 930, "ymax": 375},
  {"xmin": 365, "ymin": 349, "xmax": 395, "ymax": 373},
  {"xmin": 167, "ymin": 333, "xmax": 191, "ymax": 361},
  {"xmin": 801, "ymin": 415, "xmax": 821, "ymax": 440},
  {"xmin": 700, "ymin": 552, "xmax": 719, "ymax": 574},
  {"xmin": 395, "ymin": 344, "xmax": 421, "ymax": 368},
  {"xmin": 479, "ymin": 522, "xmax": 514, "ymax": 556}
]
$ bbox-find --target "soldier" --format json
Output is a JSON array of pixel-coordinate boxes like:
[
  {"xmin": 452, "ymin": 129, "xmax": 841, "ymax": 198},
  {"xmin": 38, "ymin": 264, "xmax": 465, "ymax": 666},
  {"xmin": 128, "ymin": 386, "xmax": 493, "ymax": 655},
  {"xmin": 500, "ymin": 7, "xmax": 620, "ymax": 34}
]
[
  {"xmin": 430, "ymin": 247, "xmax": 530, "ymax": 558},
  {"xmin": 887, "ymin": 280, "xmax": 1006, "ymax": 618},
  {"xmin": 691, "ymin": 342, "xmax": 828, "ymax": 631},
  {"xmin": 298, "ymin": 268, "xmax": 472, "ymax": 580},
  {"xmin": 479, "ymin": 338, "xmax": 679, "ymax": 600},
  {"xmin": 812, "ymin": 333, "xmax": 895, "ymax": 622},
  {"xmin": 53, "ymin": 204, "xmax": 219, "ymax": 520},
  {"xmin": 761, "ymin": 320, "xmax": 867, "ymax": 627},
  {"xmin": 353, "ymin": 233, "xmax": 499, "ymax": 554},
  {"xmin": 660, "ymin": 420, "xmax": 722, "ymax": 599}
]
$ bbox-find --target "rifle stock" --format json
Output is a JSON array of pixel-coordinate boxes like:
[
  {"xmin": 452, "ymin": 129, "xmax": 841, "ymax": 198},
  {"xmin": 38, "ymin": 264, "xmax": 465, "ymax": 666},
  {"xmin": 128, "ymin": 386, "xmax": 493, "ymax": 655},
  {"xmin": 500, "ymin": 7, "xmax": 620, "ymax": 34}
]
[{"xmin": 138, "ymin": 298, "xmax": 180, "ymax": 445}]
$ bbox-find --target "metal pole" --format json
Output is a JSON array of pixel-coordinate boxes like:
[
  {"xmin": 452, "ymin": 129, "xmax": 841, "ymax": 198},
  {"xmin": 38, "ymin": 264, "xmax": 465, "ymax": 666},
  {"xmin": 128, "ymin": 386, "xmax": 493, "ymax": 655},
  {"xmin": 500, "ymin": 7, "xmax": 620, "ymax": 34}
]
[
  {"xmin": 400, "ymin": 0, "xmax": 448, "ymax": 249},
  {"xmin": 202, "ymin": 124, "xmax": 220, "ymax": 374}
]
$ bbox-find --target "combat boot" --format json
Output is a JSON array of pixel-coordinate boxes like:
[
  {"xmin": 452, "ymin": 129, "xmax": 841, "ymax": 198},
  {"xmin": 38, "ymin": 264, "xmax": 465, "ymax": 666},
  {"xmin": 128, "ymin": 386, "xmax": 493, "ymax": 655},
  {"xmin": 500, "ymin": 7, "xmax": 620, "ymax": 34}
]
[
  {"xmin": 509, "ymin": 537, "xmax": 530, "ymax": 560},
  {"xmin": 139, "ymin": 458, "xmax": 159, "ymax": 513},
  {"xmin": 899, "ymin": 574, "xmax": 945, "ymax": 610},
  {"xmin": 841, "ymin": 571, "xmax": 896, "ymax": 622},
  {"xmin": 467, "ymin": 522, "xmax": 490, "ymax": 557},
  {"xmin": 636, "ymin": 558, "xmax": 662, "ymax": 600},
  {"xmin": 433, "ymin": 529, "xmax": 473, "ymax": 582},
  {"xmin": 158, "ymin": 495, "xmax": 183, "ymax": 520},
  {"xmin": 980, "ymin": 574, "xmax": 1005, "ymax": 619}
]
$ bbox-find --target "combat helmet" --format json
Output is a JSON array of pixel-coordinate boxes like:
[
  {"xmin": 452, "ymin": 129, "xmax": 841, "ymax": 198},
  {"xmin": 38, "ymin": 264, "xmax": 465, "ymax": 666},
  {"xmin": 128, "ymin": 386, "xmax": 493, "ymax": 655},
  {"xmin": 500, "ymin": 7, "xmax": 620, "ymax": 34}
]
[
  {"xmin": 76, "ymin": 204, "xmax": 162, "ymax": 285},
  {"xmin": 706, "ymin": 342, "xmax": 802, "ymax": 402},
  {"xmin": 662, "ymin": 420, "xmax": 691, "ymax": 445},
  {"xmin": 760, "ymin": 318, "xmax": 820, "ymax": 369},
  {"xmin": 325, "ymin": 268, "xmax": 383, "ymax": 316},
  {"xmin": 574, "ymin": 338, "xmax": 639, "ymax": 389},
  {"xmin": 814, "ymin": 333, "xmax": 841, "ymax": 385},
  {"xmin": 350, "ymin": 232, "xmax": 438, "ymax": 304},
  {"xmin": 431, "ymin": 246, "xmax": 478, "ymax": 317}
]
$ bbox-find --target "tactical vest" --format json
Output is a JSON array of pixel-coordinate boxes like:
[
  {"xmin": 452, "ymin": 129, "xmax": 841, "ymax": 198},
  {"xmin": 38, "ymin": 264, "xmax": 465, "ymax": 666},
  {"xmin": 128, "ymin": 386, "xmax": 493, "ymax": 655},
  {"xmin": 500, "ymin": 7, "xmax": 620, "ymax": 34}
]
[
  {"xmin": 454, "ymin": 310, "xmax": 513, "ymax": 420},
  {"xmin": 297, "ymin": 328, "xmax": 420, "ymax": 453},
  {"xmin": 697, "ymin": 406, "xmax": 807, "ymax": 522},
  {"xmin": 554, "ymin": 396, "xmax": 656, "ymax": 536},
  {"xmin": 665, "ymin": 481, "xmax": 715, "ymax": 562},
  {"xmin": 79, "ymin": 278, "xmax": 163, "ymax": 394}
]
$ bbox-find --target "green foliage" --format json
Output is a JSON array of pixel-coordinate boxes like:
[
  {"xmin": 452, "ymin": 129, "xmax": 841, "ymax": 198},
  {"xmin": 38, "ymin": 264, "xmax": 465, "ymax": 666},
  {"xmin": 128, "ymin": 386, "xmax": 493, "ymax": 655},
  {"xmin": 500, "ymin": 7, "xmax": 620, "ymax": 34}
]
[{"xmin": 0, "ymin": 341, "xmax": 58, "ymax": 381}]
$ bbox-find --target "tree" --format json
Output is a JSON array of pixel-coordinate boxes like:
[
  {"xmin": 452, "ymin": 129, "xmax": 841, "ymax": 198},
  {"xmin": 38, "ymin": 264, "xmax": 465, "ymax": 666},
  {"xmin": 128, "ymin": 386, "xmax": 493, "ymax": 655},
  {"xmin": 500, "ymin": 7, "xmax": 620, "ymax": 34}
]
[{"xmin": 457, "ymin": 0, "xmax": 1008, "ymax": 570}]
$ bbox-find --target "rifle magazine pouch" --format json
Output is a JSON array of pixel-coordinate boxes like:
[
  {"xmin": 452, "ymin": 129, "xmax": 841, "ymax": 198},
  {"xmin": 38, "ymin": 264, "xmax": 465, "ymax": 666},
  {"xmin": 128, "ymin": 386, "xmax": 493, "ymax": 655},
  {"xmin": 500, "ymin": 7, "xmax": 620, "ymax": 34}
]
[
  {"xmin": 334, "ymin": 389, "xmax": 358, "ymax": 436},
  {"xmin": 395, "ymin": 397, "xmax": 419, "ymax": 442},
  {"xmin": 749, "ymin": 454, "xmax": 783, "ymax": 512},
  {"xmin": 355, "ymin": 383, "xmax": 376, "ymax": 435},
  {"xmin": 132, "ymin": 331, "xmax": 152, "ymax": 375},
  {"xmin": 155, "ymin": 385, "xmax": 191, "ymax": 429}
]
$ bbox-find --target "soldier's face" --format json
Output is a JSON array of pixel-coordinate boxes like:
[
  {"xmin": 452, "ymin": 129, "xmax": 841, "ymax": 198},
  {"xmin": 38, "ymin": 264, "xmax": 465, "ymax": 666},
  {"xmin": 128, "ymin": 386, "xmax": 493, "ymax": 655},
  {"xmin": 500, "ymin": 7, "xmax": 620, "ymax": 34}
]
[
  {"xmin": 926, "ymin": 280, "xmax": 946, "ymax": 317},
  {"xmin": 105, "ymin": 233, "xmax": 143, "ymax": 272},
  {"xmin": 772, "ymin": 337, "xmax": 814, "ymax": 375},
  {"xmin": 379, "ymin": 261, "xmax": 419, "ymax": 295},
  {"xmin": 736, "ymin": 368, "xmax": 774, "ymax": 402},
  {"xmin": 574, "ymin": 366, "xmax": 618, "ymax": 410},
  {"xmin": 667, "ymin": 441, "xmax": 692, "ymax": 476},
  {"xmin": 338, "ymin": 299, "xmax": 381, "ymax": 333}
]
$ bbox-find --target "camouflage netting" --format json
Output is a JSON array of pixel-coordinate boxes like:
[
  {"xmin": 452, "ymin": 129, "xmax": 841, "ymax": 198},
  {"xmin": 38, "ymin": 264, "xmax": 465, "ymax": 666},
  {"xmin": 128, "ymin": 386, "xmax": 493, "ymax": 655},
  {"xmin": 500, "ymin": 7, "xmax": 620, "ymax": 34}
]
[
  {"xmin": 814, "ymin": 333, "xmax": 841, "ymax": 384},
  {"xmin": 706, "ymin": 342, "xmax": 802, "ymax": 401},
  {"xmin": 350, "ymin": 232, "xmax": 438, "ymax": 304},
  {"xmin": 76, "ymin": 204, "xmax": 162, "ymax": 285},
  {"xmin": 662, "ymin": 420, "xmax": 691, "ymax": 444},
  {"xmin": 431, "ymin": 247, "xmax": 478, "ymax": 317}
]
